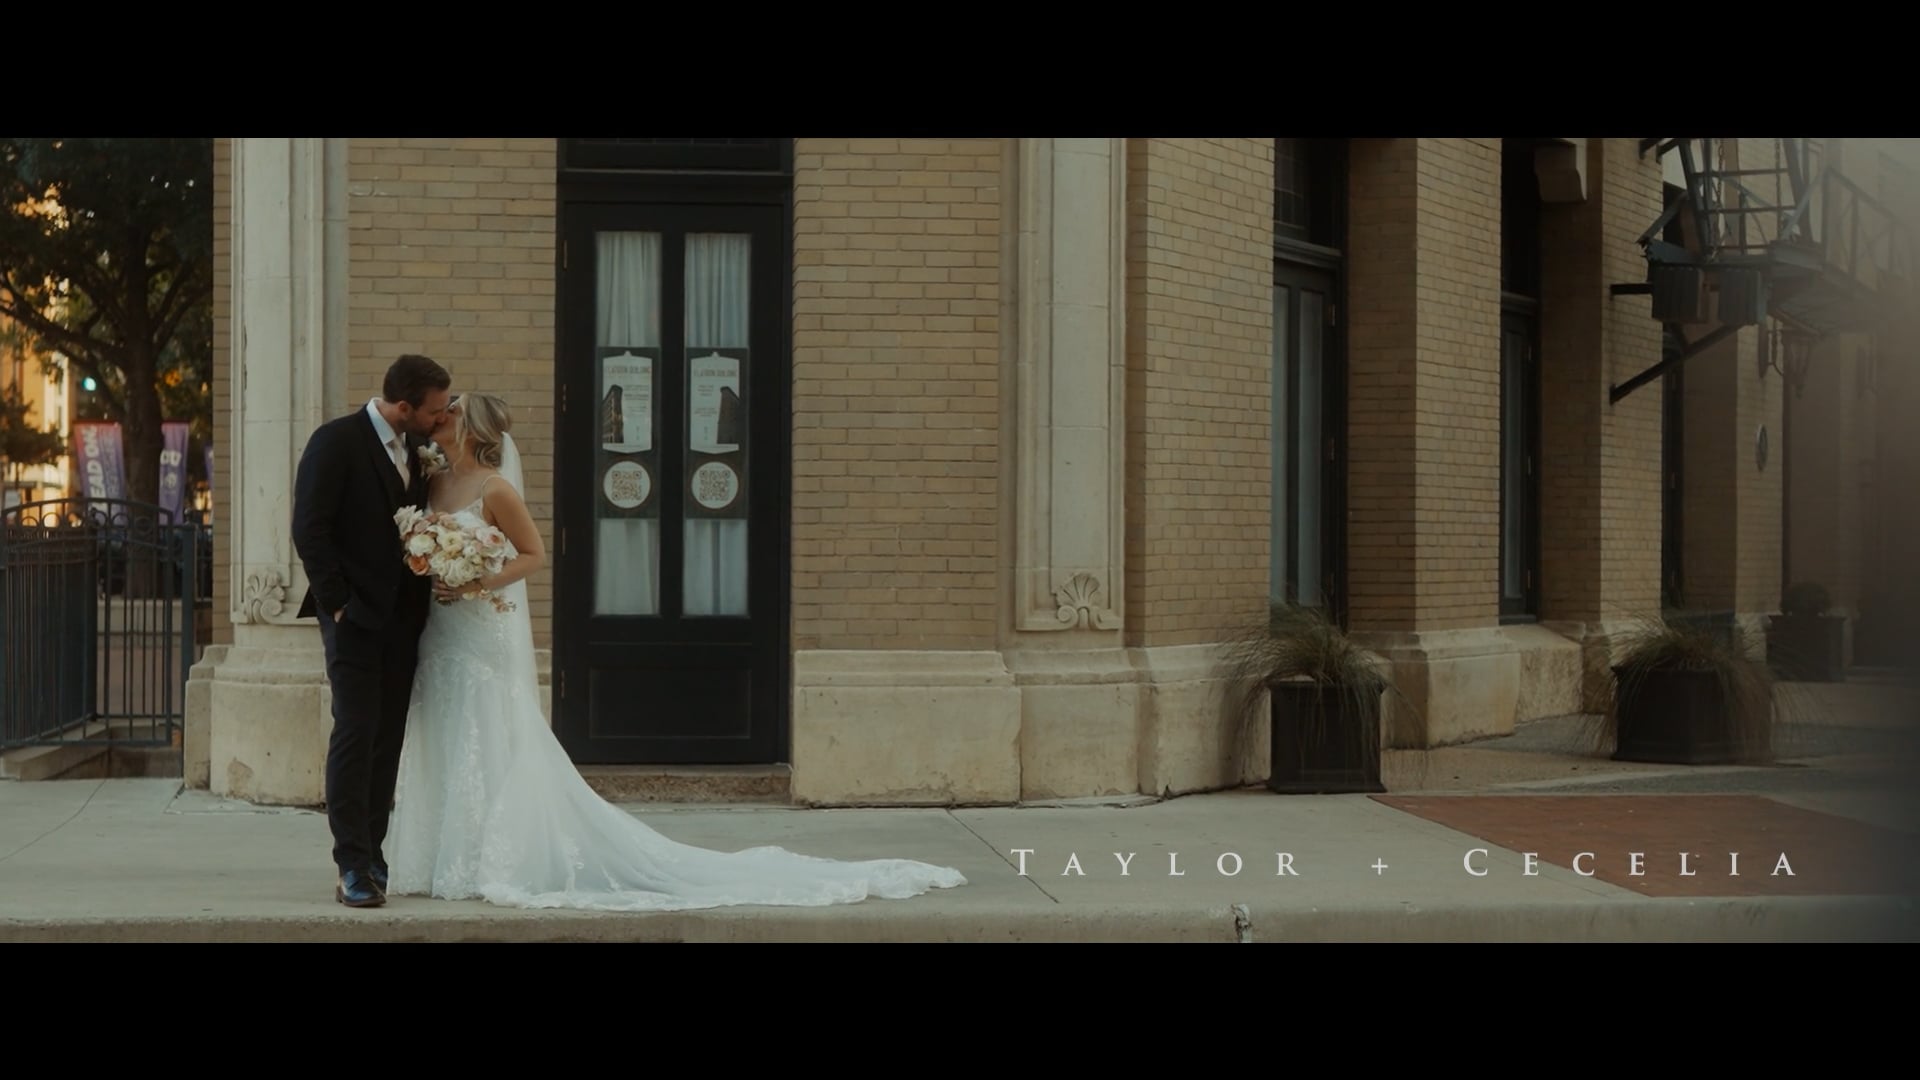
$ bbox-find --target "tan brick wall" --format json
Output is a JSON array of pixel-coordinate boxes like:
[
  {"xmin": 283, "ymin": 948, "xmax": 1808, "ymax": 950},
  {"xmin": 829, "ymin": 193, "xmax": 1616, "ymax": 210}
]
[
  {"xmin": 1594, "ymin": 138, "xmax": 1667, "ymax": 619},
  {"xmin": 1733, "ymin": 139, "xmax": 1785, "ymax": 616},
  {"xmin": 211, "ymin": 138, "xmax": 233, "ymax": 646},
  {"xmin": 1121, "ymin": 138, "xmax": 1272, "ymax": 647},
  {"xmin": 1680, "ymin": 332, "xmax": 1737, "ymax": 610},
  {"xmin": 1785, "ymin": 137, "xmax": 1916, "ymax": 620},
  {"xmin": 1675, "ymin": 140, "xmax": 1790, "ymax": 617},
  {"xmin": 789, "ymin": 139, "xmax": 1001, "ymax": 651},
  {"xmin": 1413, "ymin": 138, "xmax": 1503, "ymax": 628},
  {"xmin": 1735, "ymin": 324, "xmax": 1783, "ymax": 615},
  {"xmin": 346, "ymin": 139, "xmax": 558, "ymax": 646},
  {"xmin": 1536, "ymin": 142, "xmax": 1605, "ymax": 619},
  {"xmin": 1786, "ymin": 332, "xmax": 1867, "ymax": 612},
  {"xmin": 1345, "ymin": 138, "xmax": 1420, "ymax": 628},
  {"xmin": 1347, "ymin": 138, "xmax": 1502, "ymax": 632},
  {"xmin": 1862, "ymin": 288, "xmax": 1920, "ymax": 658}
]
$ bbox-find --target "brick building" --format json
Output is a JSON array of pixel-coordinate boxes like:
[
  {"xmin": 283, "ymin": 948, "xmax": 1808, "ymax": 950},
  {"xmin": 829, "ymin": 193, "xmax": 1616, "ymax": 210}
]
[{"xmin": 185, "ymin": 137, "xmax": 1919, "ymax": 807}]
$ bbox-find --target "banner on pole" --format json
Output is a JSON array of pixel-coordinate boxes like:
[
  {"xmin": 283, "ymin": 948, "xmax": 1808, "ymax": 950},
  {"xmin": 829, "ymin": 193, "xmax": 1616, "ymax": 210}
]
[
  {"xmin": 72, "ymin": 421, "xmax": 127, "ymax": 504},
  {"xmin": 160, "ymin": 422, "xmax": 189, "ymax": 521}
]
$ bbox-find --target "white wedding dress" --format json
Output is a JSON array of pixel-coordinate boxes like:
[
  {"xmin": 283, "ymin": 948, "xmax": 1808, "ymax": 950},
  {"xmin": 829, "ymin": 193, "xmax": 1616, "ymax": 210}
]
[{"xmin": 384, "ymin": 435, "xmax": 966, "ymax": 911}]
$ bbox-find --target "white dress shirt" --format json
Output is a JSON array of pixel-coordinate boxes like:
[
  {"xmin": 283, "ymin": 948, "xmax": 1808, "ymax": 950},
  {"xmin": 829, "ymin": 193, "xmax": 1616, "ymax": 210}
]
[{"xmin": 366, "ymin": 398, "xmax": 408, "ymax": 484}]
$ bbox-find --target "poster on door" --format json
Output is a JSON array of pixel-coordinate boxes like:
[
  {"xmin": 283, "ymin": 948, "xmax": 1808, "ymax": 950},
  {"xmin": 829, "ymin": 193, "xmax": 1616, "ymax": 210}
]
[
  {"xmin": 685, "ymin": 347, "xmax": 748, "ymax": 520},
  {"xmin": 596, "ymin": 346, "xmax": 659, "ymax": 518}
]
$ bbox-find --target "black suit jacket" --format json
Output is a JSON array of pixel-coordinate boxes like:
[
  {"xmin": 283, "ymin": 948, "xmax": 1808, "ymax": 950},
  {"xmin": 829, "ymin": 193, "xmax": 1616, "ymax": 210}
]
[{"xmin": 292, "ymin": 407, "xmax": 431, "ymax": 630}]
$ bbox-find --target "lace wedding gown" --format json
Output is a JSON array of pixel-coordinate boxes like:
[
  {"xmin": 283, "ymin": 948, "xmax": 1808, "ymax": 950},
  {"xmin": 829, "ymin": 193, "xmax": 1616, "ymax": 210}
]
[{"xmin": 384, "ymin": 487, "xmax": 967, "ymax": 912}]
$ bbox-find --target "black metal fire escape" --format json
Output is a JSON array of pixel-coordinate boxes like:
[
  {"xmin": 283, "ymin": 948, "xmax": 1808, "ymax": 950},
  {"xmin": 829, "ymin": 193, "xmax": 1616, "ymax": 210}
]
[{"xmin": 1610, "ymin": 138, "xmax": 1913, "ymax": 404}]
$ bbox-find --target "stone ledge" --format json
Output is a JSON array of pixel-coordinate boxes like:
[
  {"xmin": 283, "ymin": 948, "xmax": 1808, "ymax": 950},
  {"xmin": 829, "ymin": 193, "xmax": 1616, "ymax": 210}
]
[
  {"xmin": 1356, "ymin": 624, "xmax": 1584, "ymax": 748},
  {"xmin": 582, "ymin": 765, "xmax": 791, "ymax": 805},
  {"xmin": 0, "ymin": 729, "xmax": 110, "ymax": 781},
  {"xmin": 792, "ymin": 650, "xmax": 1014, "ymax": 688}
]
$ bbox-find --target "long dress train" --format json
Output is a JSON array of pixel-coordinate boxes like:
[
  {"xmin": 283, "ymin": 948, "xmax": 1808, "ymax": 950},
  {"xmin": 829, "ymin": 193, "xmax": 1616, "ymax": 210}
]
[{"xmin": 384, "ymin": 497, "xmax": 967, "ymax": 911}]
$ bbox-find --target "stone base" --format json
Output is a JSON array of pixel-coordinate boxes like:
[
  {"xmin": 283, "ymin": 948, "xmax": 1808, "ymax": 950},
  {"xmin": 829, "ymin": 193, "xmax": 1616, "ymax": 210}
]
[
  {"xmin": 789, "ymin": 650, "xmax": 1022, "ymax": 806},
  {"xmin": 185, "ymin": 625, "xmax": 551, "ymax": 808},
  {"xmin": 1129, "ymin": 643, "xmax": 1259, "ymax": 797},
  {"xmin": 1543, "ymin": 613, "xmax": 1779, "ymax": 715},
  {"xmin": 789, "ymin": 643, "xmax": 1254, "ymax": 805},
  {"xmin": 1004, "ymin": 646, "xmax": 1142, "ymax": 800},
  {"xmin": 1356, "ymin": 624, "xmax": 1584, "ymax": 748},
  {"xmin": 177, "ymin": 636, "xmax": 1281, "ymax": 808}
]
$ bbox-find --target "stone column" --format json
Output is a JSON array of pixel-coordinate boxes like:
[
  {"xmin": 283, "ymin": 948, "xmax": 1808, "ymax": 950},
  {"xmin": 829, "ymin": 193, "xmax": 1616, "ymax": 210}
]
[
  {"xmin": 999, "ymin": 138, "xmax": 1136, "ymax": 799},
  {"xmin": 1536, "ymin": 138, "xmax": 1668, "ymax": 710},
  {"xmin": 1343, "ymin": 139, "xmax": 1514, "ymax": 747},
  {"xmin": 185, "ymin": 138, "xmax": 348, "ymax": 803},
  {"xmin": 1645, "ymin": 142, "xmax": 1788, "ymax": 661}
]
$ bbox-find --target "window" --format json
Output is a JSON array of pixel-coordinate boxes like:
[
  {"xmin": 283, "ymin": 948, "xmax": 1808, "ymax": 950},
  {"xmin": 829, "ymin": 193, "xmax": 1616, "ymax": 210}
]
[
  {"xmin": 1272, "ymin": 139, "xmax": 1347, "ymax": 616},
  {"xmin": 1274, "ymin": 138, "xmax": 1342, "ymax": 252},
  {"xmin": 1500, "ymin": 139, "xmax": 1542, "ymax": 620}
]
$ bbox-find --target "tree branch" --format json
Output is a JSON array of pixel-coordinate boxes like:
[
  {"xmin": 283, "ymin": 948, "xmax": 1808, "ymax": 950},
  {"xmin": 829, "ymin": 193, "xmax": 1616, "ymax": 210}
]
[
  {"xmin": 152, "ymin": 266, "xmax": 210, "ymax": 354},
  {"xmin": 0, "ymin": 273, "xmax": 124, "ymax": 370},
  {"xmin": 149, "ymin": 262, "xmax": 194, "ymax": 344}
]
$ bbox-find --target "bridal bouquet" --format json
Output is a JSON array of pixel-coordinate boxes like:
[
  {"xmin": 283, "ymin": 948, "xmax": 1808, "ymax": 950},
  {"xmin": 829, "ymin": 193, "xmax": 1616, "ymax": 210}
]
[{"xmin": 394, "ymin": 506, "xmax": 518, "ymax": 613}]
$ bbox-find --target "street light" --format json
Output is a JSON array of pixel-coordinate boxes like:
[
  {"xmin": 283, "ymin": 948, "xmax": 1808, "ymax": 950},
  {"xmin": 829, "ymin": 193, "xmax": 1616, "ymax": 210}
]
[{"xmin": 1763, "ymin": 321, "xmax": 1818, "ymax": 398}]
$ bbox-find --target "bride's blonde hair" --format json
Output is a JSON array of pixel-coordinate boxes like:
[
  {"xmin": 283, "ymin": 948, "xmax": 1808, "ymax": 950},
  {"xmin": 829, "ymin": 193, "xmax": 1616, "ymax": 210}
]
[{"xmin": 453, "ymin": 392, "xmax": 512, "ymax": 470}]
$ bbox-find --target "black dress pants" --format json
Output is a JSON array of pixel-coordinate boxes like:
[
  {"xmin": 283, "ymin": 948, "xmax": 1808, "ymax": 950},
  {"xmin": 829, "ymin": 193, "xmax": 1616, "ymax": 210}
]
[{"xmin": 316, "ymin": 604, "xmax": 422, "ymax": 876}]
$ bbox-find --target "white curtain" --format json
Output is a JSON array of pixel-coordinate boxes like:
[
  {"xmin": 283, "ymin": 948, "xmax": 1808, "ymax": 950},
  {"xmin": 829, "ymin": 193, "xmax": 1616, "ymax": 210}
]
[
  {"xmin": 683, "ymin": 233, "xmax": 751, "ymax": 617},
  {"xmin": 595, "ymin": 232, "xmax": 661, "ymax": 615},
  {"xmin": 591, "ymin": 231, "xmax": 750, "ymax": 618}
]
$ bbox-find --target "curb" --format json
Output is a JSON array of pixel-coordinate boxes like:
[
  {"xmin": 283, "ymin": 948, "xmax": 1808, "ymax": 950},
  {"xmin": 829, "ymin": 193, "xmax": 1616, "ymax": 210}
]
[
  {"xmin": 0, "ymin": 903, "xmax": 1249, "ymax": 943},
  {"xmin": 1240, "ymin": 896, "xmax": 1920, "ymax": 942},
  {"xmin": 2, "ymin": 896, "xmax": 1912, "ymax": 942}
]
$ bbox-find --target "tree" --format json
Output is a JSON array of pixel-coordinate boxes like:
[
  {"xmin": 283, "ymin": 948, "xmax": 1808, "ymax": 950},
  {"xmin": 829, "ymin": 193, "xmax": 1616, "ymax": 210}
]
[
  {"xmin": 0, "ymin": 138, "xmax": 212, "ymax": 508},
  {"xmin": 0, "ymin": 381, "xmax": 65, "ymax": 490}
]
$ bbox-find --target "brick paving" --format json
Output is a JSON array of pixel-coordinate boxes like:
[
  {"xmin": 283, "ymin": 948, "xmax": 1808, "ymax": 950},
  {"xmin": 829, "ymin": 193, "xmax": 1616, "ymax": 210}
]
[{"xmin": 1372, "ymin": 794, "xmax": 1920, "ymax": 898}]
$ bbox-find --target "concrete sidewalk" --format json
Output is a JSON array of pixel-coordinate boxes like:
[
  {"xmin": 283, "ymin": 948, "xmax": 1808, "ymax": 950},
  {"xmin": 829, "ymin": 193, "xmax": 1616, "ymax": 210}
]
[{"xmin": 2, "ymin": 765, "xmax": 1915, "ymax": 942}]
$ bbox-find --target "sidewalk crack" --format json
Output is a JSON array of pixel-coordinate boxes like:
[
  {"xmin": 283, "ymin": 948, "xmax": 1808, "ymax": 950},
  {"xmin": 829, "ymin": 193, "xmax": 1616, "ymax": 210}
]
[
  {"xmin": 0, "ymin": 780, "xmax": 106, "ymax": 866},
  {"xmin": 948, "ymin": 811, "xmax": 1060, "ymax": 903}
]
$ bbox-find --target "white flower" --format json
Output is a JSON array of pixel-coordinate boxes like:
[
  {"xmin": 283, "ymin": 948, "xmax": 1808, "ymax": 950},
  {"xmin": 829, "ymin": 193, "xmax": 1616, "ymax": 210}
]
[
  {"xmin": 417, "ymin": 443, "xmax": 450, "ymax": 476},
  {"xmin": 393, "ymin": 508, "xmax": 515, "ymax": 612}
]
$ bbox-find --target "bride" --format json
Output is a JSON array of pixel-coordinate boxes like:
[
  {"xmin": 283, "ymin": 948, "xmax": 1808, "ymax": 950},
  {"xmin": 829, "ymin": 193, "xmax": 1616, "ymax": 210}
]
[{"xmin": 383, "ymin": 392, "xmax": 967, "ymax": 911}]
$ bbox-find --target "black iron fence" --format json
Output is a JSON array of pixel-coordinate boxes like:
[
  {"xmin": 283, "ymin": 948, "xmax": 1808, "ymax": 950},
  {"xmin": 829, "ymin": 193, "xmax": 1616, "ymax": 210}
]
[{"xmin": 0, "ymin": 499, "xmax": 203, "ymax": 750}]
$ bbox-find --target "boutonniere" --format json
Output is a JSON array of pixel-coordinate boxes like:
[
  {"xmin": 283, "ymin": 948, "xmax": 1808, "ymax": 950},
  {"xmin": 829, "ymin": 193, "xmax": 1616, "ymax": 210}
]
[{"xmin": 417, "ymin": 443, "xmax": 450, "ymax": 477}]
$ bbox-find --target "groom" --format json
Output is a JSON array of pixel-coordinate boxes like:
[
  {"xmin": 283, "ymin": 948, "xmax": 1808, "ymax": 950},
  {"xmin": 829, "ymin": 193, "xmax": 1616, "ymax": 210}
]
[{"xmin": 292, "ymin": 354, "xmax": 454, "ymax": 908}]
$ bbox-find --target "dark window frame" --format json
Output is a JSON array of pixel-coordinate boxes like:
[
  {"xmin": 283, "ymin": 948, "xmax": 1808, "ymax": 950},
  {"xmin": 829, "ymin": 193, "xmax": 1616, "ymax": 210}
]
[{"xmin": 1272, "ymin": 138, "xmax": 1350, "ymax": 627}]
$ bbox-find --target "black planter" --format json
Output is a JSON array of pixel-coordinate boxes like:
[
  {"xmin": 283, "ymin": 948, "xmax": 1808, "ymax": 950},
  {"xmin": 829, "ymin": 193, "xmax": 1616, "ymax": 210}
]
[
  {"xmin": 1610, "ymin": 665, "xmax": 1768, "ymax": 765},
  {"xmin": 1766, "ymin": 613, "xmax": 1846, "ymax": 682},
  {"xmin": 1267, "ymin": 681, "xmax": 1385, "ymax": 794}
]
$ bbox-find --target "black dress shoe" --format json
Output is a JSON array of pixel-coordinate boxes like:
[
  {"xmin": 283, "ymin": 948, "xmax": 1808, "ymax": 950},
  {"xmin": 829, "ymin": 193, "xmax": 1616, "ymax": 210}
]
[
  {"xmin": 369, "ymin": 861, "xmax": 389, "ymax": 895},
  {"xmin": 336, "ymin": 869, "xmax": 385, "ymax": 908}
]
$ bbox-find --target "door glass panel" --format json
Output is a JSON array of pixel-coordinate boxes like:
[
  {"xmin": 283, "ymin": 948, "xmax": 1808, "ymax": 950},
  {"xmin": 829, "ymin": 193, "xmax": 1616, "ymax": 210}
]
[
  {"xmin": 593, "ymin": 230, "xmax": 662, "ymax": 616},
  {"xmin": 683, "ymin": 232, "xmax": 751, "ymax": 617},
  {"xmin": 1296, "ymin": 288, "xmax": 1324, "ymax": 608},
  {"xmin": 1271, "ymin": 280, "xmax": 1290, "ymax": 604}
]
